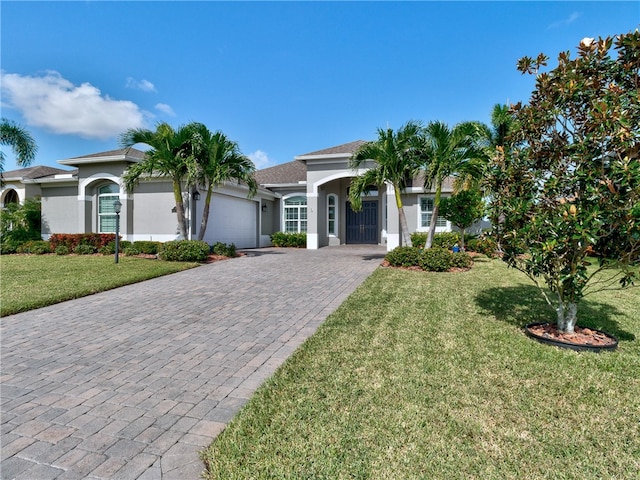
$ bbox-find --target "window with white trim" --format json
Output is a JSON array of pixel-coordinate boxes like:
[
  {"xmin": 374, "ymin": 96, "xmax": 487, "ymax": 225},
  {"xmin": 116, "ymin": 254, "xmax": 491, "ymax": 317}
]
[
  {"xmin": 327, "ymin": 194, "xmax": 337, "ymax": 236},
  {"xmin": 284, "ymin": 195, "xmax": 307, "ymax": 233},
  {"xmin": 98, "ymin": 183, "xmax": 120, "ymax": 233},
  {"xmin": 419, "ymin": 197, "xmax": 447, "ymax": 229}
]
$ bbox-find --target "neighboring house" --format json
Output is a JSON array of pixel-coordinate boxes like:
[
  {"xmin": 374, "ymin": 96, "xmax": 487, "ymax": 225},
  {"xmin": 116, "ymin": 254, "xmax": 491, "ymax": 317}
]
[{"xmin": 1, "ymin": 141, "xmax": 467, "ymax": 251}]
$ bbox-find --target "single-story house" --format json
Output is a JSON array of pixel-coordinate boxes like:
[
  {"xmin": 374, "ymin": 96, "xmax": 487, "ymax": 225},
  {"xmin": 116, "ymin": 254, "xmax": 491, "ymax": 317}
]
[{"xmin": 1, "ymin": 140, "xmax": 475, "ymax": 251}]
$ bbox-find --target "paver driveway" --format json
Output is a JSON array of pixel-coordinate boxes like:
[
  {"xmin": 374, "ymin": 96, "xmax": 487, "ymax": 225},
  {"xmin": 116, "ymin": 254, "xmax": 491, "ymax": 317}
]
[{"xmin": 1, "ymin": 246, "xmax": 385, "ymax": 479}]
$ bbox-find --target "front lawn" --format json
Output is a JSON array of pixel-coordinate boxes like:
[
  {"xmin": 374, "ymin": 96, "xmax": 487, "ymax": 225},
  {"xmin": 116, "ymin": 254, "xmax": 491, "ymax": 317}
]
[
  {"xmin": 201, "ymin": 258, "xmax": 640, "ymax": 479},
  {"xmin": 0, "ymin": 254, "xmax": 199, "ymax": 316}
]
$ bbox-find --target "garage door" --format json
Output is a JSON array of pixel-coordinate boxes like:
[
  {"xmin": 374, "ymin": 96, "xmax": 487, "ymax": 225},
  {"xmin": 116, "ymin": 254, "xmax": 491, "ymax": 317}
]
[{"xmin": 203, "ymin": 194, "xmax": 258, "ymax": 248}]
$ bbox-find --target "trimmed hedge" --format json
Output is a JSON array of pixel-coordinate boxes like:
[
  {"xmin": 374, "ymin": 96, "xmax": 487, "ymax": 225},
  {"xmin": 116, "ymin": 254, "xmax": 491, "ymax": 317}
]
[
  {"xmin": 385, "ymin": 246, "xmax": 472, "ymax": 272},
  {"xmin": 212, "ymin": 242, "xmax": 237, "ymax": 257},
  {"xmin": 409, "ymin": 232, "xmax": 461, "ymax": 250},
  {"xmin": 158, "ymin": 240, "xmax": 210, "ymax": 262},
  {"xmin": 49, "ymin": 233, "xmax": 117, "ymax": 251},
  {"xmin": 16, "ymin": 240, "xmax": 52, "ymax": 255},
  {"xmin": 133, "ymin": 241, "xmax": 162, "ymax": 255},
  {"xmin": 270, "ymin": 232, "xmax": 307, "ymax": 248}
]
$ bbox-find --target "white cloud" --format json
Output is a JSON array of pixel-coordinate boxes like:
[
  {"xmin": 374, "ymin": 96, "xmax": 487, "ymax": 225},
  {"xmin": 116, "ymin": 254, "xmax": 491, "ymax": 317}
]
[
  {"xmin": 248, "ymin": 150, "xmax": 273, "ymax": 169},
  {"xmin": 155, "ymin": 103, "xmax": 175, "ymax": 116},
  {"xmin": 125, "ymin": 77, "xmax": 157, "ymax": 92},
  {"xmin": 1, "ymin": 70, "xmax": 147, "ymax": 140},
  {"xmin": 548, "ymin": 11, "xmax": 581, "ymax": 29}
]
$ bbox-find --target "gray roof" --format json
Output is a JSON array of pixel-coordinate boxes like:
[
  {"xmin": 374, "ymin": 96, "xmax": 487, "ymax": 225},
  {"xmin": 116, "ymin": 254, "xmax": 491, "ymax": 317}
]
[
  {"xmin": 254, "ymin": 160, "xmax": 307, "ymax": 185},
  {"xmin": 66, "ymin": 147, "xmax": 146, "ymax": 161},
  {"xmin": 298, "ymin": 140, "xmax": 367, "ymax": 157},
  {"xmin": 2, "ymin": 165, "xmax": 76, "ymax": 180}
]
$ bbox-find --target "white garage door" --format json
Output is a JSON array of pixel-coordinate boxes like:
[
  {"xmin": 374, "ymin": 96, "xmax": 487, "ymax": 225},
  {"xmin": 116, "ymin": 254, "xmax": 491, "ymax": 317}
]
[{"xmin": 203, "ymin": 194, "xmax": 257, "ymax": 248}]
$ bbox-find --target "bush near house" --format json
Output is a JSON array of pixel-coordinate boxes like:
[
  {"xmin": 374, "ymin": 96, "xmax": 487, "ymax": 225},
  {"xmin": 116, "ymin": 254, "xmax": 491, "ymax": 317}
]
[
  {"xmin": 16, "ymin": 240, "xmax": 51, "ymax": 255},
  {"xmin": 385, "ymin": 246, "xmax": 471, "ymax": 272},
  {"xmin": 212, "ymin": 242, "xmax": 237, "ymax": 257},
  {"xmin": 133, "ymin": 241, "xmax": 162, "ymax": 255},
  {"xmin": 466, "ymin": 236, "xmax": 498, "ymax": 257},
  {"xmin": 270, "ymin": 232, "xmax": 307, "ymax": 248},
  {"xmin": 410, "ymin": 232, "xmax": 461, "ymax": 250},
  {"xmin": 0, "ymin": 199, "xmax": 42, "ymax": 254},
  {"xmin": 49, "ymin": 233, "xmax": 117, "ymax": 252},
  {"xmin": 158, "ymin": 240, "xmax": 210, "ymax": 262}
]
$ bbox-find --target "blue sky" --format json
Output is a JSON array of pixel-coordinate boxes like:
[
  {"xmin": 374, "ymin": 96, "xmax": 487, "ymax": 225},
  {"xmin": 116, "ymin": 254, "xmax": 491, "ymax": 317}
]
[{"xmin": 2, "ymin": 1, "xmax": 638, "ymax": 172}]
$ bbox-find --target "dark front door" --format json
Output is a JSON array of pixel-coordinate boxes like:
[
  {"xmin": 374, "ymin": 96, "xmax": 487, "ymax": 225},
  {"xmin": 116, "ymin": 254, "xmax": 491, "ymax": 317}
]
[{"xmin": 346, "ymin": 200, "xmax": 378, "ymax": 244}]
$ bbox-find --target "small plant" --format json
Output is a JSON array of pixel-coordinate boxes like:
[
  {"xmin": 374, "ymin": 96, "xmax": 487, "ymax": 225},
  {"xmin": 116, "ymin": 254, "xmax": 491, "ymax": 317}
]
[
  {"xmin": 385, "ymin": 246, "xmax": 423, "ymax": 267},
  {"xmin": 124, "ymin": 246, "xmax": 141, "ymax": 256},
  {"xmin": 466, "ymin": 236, "xmax": 498, "ymax": 257},
  {"xmin": 270, "ymin": 232, "xmax": 307, "ymax": 248},
  {"xmin": 410, "ymin": 232, "xmax": 427, "ymax": 247},
  {"xmin": 158, "ymin": 240, "xmax": 210, "ymax": 262},
  {"xmin": 432, "ymin": 232, "xmax": 460, "ymax": 250},
  {"xmin": 17, "ymin": 240, "xmax": 51, "ymax": 255},
  {"xmin": 418, "ymin": 247, "xmax": 453, "ymax": 272},
  {"xmin": 212, "ymin": 242, "xmax": 237, "ymax": 257},
  {"xmin": 55, "ymin": 245, "xmax": 70, "ymax": 255},
  {"xmin": 450, "ymin": 251, "xmax": 472, "ymax": 269},
  {"xmin": 73, "ymin": 244, "xmax": 95, "ymax": 255},
  {"xmin": 132, "ymin": 241, "xmax": 162, "ymax": 255}
]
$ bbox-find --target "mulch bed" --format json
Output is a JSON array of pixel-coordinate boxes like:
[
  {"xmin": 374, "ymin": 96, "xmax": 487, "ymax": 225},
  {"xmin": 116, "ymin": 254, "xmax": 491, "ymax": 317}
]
[{"xmin": 526, "ymin": 323, "xmax": 617, "ymax": 347}]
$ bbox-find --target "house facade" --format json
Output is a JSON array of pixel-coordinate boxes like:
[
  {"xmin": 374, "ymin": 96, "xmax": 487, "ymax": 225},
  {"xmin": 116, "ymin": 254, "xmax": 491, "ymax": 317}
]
[{"xmin": 1, "ymin": 141, "xmax": 467, "ymax": 252}]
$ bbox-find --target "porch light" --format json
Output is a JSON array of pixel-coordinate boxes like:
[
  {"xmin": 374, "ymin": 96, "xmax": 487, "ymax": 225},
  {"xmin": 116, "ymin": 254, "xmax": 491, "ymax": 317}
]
[
  {"xmin": 262, "ymin": 203, "xmax": 267, "ymax": 213},
  {"xmin": 113, "ymin": 200, "xmax": 122, "ymax": 264},
  {"xmin": 192, "ymin": 190, "xmax": 201, "ymax": 201}
]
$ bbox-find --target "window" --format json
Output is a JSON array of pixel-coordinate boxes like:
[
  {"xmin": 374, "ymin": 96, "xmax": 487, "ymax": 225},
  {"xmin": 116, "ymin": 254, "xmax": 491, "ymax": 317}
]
[
  {"xmin": 327, "ymin": 194, "xmax": 338, "ymax": 236},
  {"xmin": 284, "ymin": 195, "xmax": 307, "ymax": 233},
  {"xmin": 420, "ymin": 197, "xmax": 447, "ymax": 228},
  {"xmin": 98, "ymin": 184, "xmax": 120, "ymax": 233}
]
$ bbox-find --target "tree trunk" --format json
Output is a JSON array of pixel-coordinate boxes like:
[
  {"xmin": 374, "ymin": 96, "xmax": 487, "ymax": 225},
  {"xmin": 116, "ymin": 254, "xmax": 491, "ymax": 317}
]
[
  {"xmin": 556, "ymin": 301, "xmax": 578, "ymax": 333},
  {"xmin": 197, "ymin": 186, "xmax": 213, "ymax": 241},
  {"xmin": 460, "ymin": 228, "xmax": 465, "ymax": 251},
  {"xmin": 425, "ymin": 202, "xmax": 439, "ymax": 249},
  {"xmin": 394, "ymin": 187, "xmax": 411, "ymax": 246},
  {"xmin": 172, "ymin": 180, "xmax": 188, "ymax": 239}
]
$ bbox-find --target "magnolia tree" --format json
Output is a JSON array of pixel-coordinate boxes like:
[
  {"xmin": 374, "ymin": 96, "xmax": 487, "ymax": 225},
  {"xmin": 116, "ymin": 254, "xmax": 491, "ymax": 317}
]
[
  {"xmin": 487, "ymin": 31, "xmax": 640, "ymax": 333},
  {"xmin": 439, "ymin": 189, "xmax": 484, "ymax": 251}
]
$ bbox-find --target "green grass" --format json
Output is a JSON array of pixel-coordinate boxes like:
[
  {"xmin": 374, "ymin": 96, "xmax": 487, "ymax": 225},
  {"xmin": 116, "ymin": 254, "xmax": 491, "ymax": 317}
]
[
  {"xmin": 201, "ymin": 258, "xmax": 640, "ymax": 479},
  {"xmin": 0, "ymin": 254, "xmax": 199, "ymax": 316}
]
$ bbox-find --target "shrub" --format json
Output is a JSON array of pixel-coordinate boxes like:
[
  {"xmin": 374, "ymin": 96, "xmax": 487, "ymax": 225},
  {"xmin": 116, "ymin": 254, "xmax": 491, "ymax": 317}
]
[
  {"xmin": 17, "ymin": 240, "xmax": 51, "ymax": 255},
  {"xmin": 133, "ymin": 241, "xmax": 162, "ymax": 255},
  {"xmin": 432, "ymin": 232, "xmax": 460, "ymax": 250},
  {"xmin": 450, "ymin": 251, "xmax": 472, "ymax": 269},
  {"xmin": 466, "ymin": 236, "xmax": 498, "ymax": 257},
  {"xmin": 270, "ymin": 232, "xmax": 306, "ymax": 248},
  {"xmin": 1, "ymin": 238, "xmax": 24, "ymax": 254},
  {"xmin": 212, "ymin": 242, "xmax": 237, "ymax": 257},
  {"xmin": 99, "ymin": 240, "xmax": 131, "ymax": 255},
  {"xmin": 418, "ymin": 247, "xmax": 453, "ymax": 272},
  {"xmin": 124, "ymin": 246, "xmax": 141, "ymax": 256},
  {"xmin": 409, "ymin": 232, "xmax": 460, "ymax": 249},
  {"xmin": 410, "ymin": 232, "xmax": 427, "ymax": 247},
  {"xmin": 49, "ymin": 233, "xmax": 116, "ymax": 251},
  {"xmin": 158, "ymin": 240, "xmax": 210, "ymax": 262},
  {"xmin": 385, "ymin": 246, "xmax": 423, "ymax": 267},
  {"xmin": 73, "ymin": 244, "xmax": 95, "ymax": 255},
  {"xmin": 55, "ymin": 245, "xmax": 70, "ymax": 255}
]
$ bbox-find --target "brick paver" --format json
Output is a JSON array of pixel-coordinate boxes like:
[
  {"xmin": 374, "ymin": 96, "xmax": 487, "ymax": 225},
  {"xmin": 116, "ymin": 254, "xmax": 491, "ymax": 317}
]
[{"xmin": 1, "ymin": 246, "xmax": 384, "ymax": 479}]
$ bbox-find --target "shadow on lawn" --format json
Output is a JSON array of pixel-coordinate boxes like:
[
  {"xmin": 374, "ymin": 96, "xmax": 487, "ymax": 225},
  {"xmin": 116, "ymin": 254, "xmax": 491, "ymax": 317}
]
[{"xmin": 476, "ymin": 284, "xmax": 635, "ymax": 341}]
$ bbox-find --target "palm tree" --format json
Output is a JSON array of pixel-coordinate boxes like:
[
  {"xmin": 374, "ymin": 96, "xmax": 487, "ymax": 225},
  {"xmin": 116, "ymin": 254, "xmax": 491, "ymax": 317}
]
[
  {"xmin": 1, "ymin": 118, "xmax": 37, "ymax": 174},
  {"xmin": 186, "ymin": 123, "xmax": 258, "ymax": 241},
  {"xmin": 349, "ymin": 121, "xmax": 422, "ymax": 246},
  {"xmin": 419, "ymin": 120, "xmax": 486, "ymax": 249},
  {"xmin": 120, "ymin": 122, "xmax": 196, "ymax": 239}
]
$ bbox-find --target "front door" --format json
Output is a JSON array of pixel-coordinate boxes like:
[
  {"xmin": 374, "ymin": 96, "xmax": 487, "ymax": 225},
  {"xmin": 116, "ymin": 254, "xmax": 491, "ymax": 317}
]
[{"xmin": 346, "ymin": 200, "xmax": 378, "ymax": 244}]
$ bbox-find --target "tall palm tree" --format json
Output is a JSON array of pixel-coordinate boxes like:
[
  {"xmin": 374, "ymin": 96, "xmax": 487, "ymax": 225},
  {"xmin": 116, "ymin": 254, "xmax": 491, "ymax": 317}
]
[
  {"xmin": 120, "ymin": 122, "xmax": 196, "ymax": 239},
  {"xmin": 349, "ymin": 121, "xmax": 422, "ymax": 246},
  {"xmin": 1, "ymin": 118, "xmax": 37, "ymax": 175},
  {"xmin": 186, "ymin": 123, "xmax": 258, "ymax": 241},
  {"xmin": 419, "ymin": 120, "xmax": 486, "ymax": 249}
]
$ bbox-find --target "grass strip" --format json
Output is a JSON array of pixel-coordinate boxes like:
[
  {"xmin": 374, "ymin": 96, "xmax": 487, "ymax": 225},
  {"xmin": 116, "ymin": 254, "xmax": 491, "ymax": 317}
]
[
  {"xmin": 201, "ymin": 258, "xmax": 640, "ymax": 479},
  {"xmin": 0, "ymin": 254, "xmax": 198, "ymax": 316}
]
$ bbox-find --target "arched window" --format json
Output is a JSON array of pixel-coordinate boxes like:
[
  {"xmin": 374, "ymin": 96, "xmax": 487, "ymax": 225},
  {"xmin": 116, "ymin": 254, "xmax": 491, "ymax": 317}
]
[
  {"xmin": 327, "ymin": 194, "xmax": 338, "ymax": 236},
  {"xmin": 3, "ymin": 189, "xmax": 19, "ymax": 206},
  {"xmin": 98, "ymin": 184, "xmax": 120, "ymax": 233},
  {"xmin": 284, "ymin": 195, "xmax": 307, "ymax": 233}
]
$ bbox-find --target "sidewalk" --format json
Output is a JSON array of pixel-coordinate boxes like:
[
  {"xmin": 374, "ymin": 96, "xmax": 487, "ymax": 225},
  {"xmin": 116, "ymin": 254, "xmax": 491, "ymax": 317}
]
[{"xmin": 1, "ymin": 246, "xmax": 384, "ymax": 479}]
